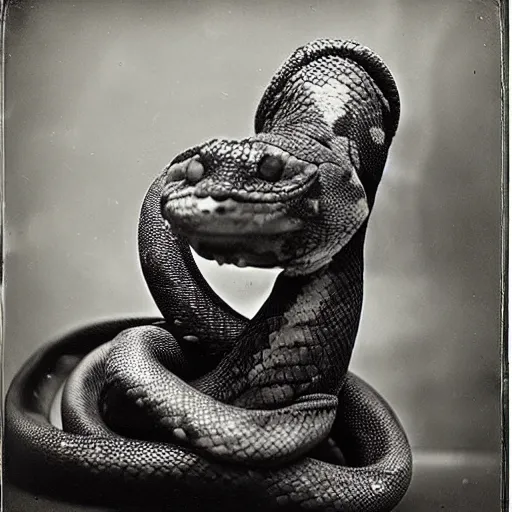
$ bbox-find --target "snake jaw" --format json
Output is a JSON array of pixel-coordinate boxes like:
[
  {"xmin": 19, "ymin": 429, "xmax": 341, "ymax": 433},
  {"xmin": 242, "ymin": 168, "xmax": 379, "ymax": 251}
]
[{"xmin": 162, "ymin": 195, "xmax": 305, "ymax": 268}]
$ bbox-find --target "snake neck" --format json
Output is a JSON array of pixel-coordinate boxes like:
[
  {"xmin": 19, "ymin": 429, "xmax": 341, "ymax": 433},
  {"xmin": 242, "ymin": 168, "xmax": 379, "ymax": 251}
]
[
  {"xmin": 194, "ymin": 43, "xmax": 395, "ymax": 408},
  {"xmin": 194, "ymin": 229, "xmax": 365, "ymax": 408},
  {"xmin": 256, "ymin": 39, "xmax": 399, "ymax": 213},
  {"xmin": 142, "ymin": 39, "xmax": 399, "ymax": 409}
]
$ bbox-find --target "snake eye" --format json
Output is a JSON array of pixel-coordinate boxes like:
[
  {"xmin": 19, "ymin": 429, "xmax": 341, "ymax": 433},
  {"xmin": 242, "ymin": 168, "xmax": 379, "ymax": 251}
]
[{"xmin": 257, "ymin": 155, "xmax": 284, "ymax": 182}]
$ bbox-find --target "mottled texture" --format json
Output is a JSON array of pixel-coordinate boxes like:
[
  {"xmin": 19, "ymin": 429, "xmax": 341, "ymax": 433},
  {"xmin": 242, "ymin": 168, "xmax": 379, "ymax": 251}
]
[{"xmin": 5, "ymin": 39, "xmax": 412, "ymax": 511}]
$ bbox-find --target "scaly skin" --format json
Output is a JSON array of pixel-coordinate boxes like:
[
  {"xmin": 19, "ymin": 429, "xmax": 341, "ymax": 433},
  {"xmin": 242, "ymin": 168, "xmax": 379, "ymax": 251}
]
[{"xmin": 5, "ymin": 39, "xmax": 412, "ymax": 511}]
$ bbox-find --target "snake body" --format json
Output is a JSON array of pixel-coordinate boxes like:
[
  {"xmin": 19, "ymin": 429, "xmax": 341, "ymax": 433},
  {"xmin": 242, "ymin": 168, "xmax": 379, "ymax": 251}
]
[{"xmin": 5, "ymin": 40, "xmax": 412, "ymax": 511}]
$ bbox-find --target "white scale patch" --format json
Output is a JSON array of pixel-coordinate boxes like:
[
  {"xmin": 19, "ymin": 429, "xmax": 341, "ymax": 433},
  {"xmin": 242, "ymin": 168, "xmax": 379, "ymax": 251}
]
[
  {"xmin": 267, "ymin": 271, "xmax": 334, "ymax": 354},
  {"xmin": 349, "ymin": 142, "xmax": 360, "ymax": 169},
  {"xmin": 306, "ymin": 78, "xmax": 351, "ymax": 125},
  {"xmin": 369, "ymin": 126, "xmax": 385, "ymax": 145},
  {"xmin": 355, "ymin": 197, "xmax": 369, "ymax": 218}
]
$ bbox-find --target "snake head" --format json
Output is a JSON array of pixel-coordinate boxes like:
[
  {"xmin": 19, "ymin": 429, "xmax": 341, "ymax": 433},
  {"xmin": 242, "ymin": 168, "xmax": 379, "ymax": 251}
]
[{"xmin": 161, "ymin": 136, "xmax": 368, "ymax": 274}]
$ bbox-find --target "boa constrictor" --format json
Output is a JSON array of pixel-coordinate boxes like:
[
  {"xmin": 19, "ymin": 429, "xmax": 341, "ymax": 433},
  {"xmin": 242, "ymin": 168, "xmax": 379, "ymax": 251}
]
[{"xmin": 5, "ymin": 39, "xmax": 412, "ymax": 511}]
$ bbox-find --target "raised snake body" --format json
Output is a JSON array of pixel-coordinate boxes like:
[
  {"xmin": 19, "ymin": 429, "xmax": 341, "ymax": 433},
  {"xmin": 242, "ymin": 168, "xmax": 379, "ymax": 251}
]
[{"xmin": 5, "ymin": 39, "xmax": 412, "ymax": 511}]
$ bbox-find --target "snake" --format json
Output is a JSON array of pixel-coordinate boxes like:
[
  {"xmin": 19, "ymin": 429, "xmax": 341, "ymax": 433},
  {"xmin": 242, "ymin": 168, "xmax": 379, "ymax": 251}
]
[{"xmin": 5, "ymin": 39, "xmax": 412, "ymax": 511}]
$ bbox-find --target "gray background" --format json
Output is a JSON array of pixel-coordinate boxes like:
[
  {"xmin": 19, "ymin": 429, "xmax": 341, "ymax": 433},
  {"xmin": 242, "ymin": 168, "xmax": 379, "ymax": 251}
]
[{"xmin": 4, "ymin": 0, "xmax": 502, "ymax": 458}]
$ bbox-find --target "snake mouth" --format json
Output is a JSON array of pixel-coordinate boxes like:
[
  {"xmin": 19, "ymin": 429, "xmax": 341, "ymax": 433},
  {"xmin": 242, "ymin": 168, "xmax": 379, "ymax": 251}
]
[
  {"xmin": 187, "ymin": 232, "xmax": 293, "ymax": 268},
  {"xmin": 162, "ymin": 196, "xmax": 303, "ymax": 267},
  {"xmin": 165, "ymin": 197, "xmax": 302, "ymax": 232},
  {"xmin": 164, "ymin": 195, "xmax": 302, "ymax": 229}
]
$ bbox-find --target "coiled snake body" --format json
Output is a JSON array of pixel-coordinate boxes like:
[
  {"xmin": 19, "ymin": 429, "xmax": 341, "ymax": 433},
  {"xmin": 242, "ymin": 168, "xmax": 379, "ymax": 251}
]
[{"xmin": 5, "ymin": 40, "xmax": 412, "ymax": 511}]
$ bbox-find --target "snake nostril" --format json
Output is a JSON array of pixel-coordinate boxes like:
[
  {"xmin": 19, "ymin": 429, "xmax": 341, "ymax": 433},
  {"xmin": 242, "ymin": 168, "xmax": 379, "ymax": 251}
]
[
  {"xmin": 166, "ymin": 162, "xmax": 186, "ymax": 182},
  {"xmin": 185, "ymin": 159, "xmax": 205, "ymax": 184}
]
